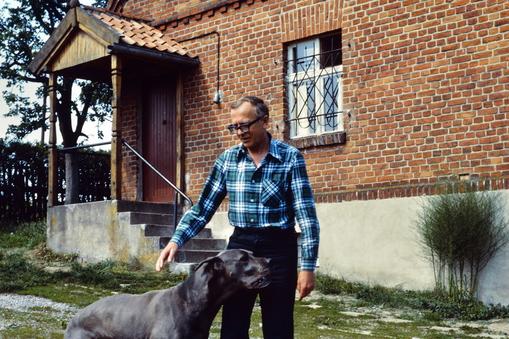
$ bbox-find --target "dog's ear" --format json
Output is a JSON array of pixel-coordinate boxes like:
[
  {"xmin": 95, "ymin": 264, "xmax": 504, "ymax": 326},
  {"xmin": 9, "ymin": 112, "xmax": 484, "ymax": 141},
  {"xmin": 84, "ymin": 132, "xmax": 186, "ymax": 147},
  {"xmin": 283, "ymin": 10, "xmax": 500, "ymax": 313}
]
[{"xmin": 194, "ymin": 256, "xmax": 224, "ymax": 272}]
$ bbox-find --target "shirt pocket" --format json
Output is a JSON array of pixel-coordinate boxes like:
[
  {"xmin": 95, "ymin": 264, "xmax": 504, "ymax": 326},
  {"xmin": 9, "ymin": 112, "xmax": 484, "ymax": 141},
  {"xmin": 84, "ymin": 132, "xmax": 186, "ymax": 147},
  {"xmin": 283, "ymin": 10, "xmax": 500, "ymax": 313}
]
[{"xmin": 261, "ymin": 178, "xmax": 284, "ymax": 208}]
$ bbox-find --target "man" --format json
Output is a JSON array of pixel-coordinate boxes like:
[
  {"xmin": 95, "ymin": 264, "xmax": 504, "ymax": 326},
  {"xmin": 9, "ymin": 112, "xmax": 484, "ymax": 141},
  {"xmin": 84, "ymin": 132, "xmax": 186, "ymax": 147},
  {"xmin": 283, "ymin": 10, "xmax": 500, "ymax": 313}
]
[{"xmin": 156, "ymin": 96, "xmax": 320, "ymax": 339}]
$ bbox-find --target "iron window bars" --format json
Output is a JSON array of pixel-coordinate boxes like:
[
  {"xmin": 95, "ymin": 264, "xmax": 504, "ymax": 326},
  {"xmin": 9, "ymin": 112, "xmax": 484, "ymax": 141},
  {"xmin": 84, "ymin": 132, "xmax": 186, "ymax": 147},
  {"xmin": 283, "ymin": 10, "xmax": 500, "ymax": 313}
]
[{"xmin": 285, "ymin": 33, "xmax": 343, "ymax": 139}]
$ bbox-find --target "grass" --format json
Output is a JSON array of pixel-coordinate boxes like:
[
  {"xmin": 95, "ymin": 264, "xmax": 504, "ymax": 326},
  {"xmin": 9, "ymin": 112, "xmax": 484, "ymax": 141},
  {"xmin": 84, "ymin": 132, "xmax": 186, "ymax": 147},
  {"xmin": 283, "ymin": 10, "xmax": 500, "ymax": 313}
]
[
  {"xmin": 0, "ymin": 220, "xmax": 46, "ymax": 249},
  {"xmin": 1, "ymin": 220, "xmax": 508, "ymax": 338},
  {"xmin": 316, "ymin": 274, "xmax": 509, "ymax": 321}
]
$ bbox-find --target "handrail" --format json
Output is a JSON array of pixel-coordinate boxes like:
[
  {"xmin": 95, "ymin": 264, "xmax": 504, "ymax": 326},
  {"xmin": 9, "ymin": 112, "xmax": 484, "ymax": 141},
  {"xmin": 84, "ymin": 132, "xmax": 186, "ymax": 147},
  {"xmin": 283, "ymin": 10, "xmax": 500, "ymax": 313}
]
[
  {"xmin": 59, "ymin": 141, "xmax": 112, "ymax": 151},
  {"xmin": 120, "ymin": 139, "xmax": 193, "ymax": 206},
  {"xmin": 56, "ymin": 140, "xmax": 193, "ymax": 230}
]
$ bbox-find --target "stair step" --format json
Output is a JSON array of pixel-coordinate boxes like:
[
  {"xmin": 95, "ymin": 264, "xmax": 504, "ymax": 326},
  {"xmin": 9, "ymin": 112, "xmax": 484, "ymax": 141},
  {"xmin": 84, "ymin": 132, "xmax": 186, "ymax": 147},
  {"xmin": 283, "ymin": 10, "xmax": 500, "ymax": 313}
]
[
  {"xmin": 144, "ymin": 225, "xmax": 212, "ymax": 238},
  {"xmin": 158, "ymin": 229, "xmax": 212, "ymax": 246},
  {"xmin": 175, "ymin": 250, "xmax": 223, "ymax": 263},
  {"xmin": 117, "ymin": 200, "xmax": 176, "ymax": 214},
  {"xmin": 143, "ymin": 225, "xmax": 173, "ymax": 237},
  {"xmin": 126, "ymin": 212, "xmax": 181, "ymax": 225}
]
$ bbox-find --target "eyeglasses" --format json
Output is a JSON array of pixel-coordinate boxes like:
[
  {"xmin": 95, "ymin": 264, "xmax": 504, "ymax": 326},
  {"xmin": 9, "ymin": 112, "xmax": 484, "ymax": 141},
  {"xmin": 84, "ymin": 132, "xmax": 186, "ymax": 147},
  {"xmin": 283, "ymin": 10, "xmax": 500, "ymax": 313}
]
[{"xmin": 227, "ymin": 116, "xmax": 264, "ymax": 134}]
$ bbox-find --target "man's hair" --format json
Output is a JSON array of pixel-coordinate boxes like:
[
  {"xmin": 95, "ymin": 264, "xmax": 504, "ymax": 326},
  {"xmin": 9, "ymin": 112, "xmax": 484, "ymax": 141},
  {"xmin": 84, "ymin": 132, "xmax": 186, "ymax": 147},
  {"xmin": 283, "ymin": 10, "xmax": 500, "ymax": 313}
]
[{"xmin": 231, "ymin": 96, "xmax": 269, "ymax": 118}]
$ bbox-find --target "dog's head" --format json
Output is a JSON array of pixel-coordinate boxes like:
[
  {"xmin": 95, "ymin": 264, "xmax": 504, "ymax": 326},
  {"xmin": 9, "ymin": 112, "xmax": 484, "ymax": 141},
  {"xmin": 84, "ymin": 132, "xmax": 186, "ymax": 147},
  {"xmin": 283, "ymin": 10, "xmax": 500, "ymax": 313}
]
[{"xmin": 195, "ymin": 249, "xmax": 271, "ymax": 289}]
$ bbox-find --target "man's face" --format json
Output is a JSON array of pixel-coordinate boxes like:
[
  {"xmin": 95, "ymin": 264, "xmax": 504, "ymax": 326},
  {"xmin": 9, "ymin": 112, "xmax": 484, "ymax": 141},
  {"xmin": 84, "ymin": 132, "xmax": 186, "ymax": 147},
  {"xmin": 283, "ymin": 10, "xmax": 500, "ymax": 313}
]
[{"xmin": 230, "ymin": 102, "xmax": 268, "ymax": 150}]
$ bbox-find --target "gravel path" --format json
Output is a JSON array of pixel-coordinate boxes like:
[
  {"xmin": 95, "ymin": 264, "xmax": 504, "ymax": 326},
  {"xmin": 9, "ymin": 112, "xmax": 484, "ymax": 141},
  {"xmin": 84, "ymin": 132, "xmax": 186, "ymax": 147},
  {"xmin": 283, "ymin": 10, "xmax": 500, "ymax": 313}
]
[
  {"xmin": 0, "ymin": 294, "xmax": 77, "ymax": 313},
  {"xmin": 0, "ymin": 293, "xmax": 77, "ymax": 331}
]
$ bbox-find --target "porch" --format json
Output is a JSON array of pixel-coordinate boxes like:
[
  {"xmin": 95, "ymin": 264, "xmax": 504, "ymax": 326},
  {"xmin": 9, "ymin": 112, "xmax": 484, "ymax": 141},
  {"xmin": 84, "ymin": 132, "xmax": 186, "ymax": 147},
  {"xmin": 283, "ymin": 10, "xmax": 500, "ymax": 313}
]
[{"xmin": 29, "ymin": 3, "xmax": 224, "ymax": 268}]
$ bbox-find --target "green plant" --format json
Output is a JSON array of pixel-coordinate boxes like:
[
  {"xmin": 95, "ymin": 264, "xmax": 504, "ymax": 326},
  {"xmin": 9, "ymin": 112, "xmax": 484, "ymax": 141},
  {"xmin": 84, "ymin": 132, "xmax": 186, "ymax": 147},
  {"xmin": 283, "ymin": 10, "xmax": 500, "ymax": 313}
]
[
  {"xmin": 317, "ymin": 274, "xmax": 509, "ymax": 321},
  {"xmin": 0, "ymin": 220, "xmax": 46, "ymax": 249},
  {"xmin": 0, "ymin": 252, "xmax": 51, "ymax": 292},
  {"xmin": 416, "ymin": 184, "xmax": 509, "ymax": 300}
]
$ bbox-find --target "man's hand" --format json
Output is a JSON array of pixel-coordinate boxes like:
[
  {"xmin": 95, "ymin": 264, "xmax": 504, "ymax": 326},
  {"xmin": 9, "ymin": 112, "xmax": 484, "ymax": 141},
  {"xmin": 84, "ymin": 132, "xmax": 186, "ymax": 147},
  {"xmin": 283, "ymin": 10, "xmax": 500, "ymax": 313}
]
[
  {"xmin": 155, "ymin": 242, "xmax": 179, "ymax": 272},
  {"xmin": 297, "ymin": 270, "xmax": 315, "ymax": 300}
]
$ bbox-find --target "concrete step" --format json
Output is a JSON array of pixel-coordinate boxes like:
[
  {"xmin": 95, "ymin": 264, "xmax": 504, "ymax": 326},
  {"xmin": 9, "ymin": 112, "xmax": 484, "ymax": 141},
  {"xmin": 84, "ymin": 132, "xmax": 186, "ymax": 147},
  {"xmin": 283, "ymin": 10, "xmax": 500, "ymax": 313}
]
[
  {"xmin": 144, "ymin": 225, "xmax": 212, "ymax": 238},
  {"xmin": 123, "ymin": 211, "xmax": 181, "ymax": 225},
  {"xmin": 117, "ymin": 200, "xmax": 176, "ymax": 214},
  {"xmin": 174, "ymin": 250, "xmax": 223, "ymax": 263},
  {"xmin": 143, "ymin": 224, "xmax": 174, "ymax": 237},
  {"xmin": 159, "ymin": 228, "xmax": 212, "ymax": 248}
]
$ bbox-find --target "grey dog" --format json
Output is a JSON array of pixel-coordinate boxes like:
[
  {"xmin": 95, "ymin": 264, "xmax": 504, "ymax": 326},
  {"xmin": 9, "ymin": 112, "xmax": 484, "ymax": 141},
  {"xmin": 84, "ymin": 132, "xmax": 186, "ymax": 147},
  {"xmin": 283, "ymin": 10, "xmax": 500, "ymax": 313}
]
[{"xmin": 64, "ymin": 249, "xmax": 271, "ymax": 339}]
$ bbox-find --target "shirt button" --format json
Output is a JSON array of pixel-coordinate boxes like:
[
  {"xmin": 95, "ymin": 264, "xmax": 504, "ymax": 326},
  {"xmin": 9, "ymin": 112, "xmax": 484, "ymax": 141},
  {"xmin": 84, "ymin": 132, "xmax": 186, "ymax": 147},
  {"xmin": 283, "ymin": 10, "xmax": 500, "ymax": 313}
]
[
  {"xmin": 250, "ymin": 199, "xmax": 254, "ymax": 202},
  {"xmin": 251, "ymin": 180, "xmax": 255, "ymax": 184},
  {"xmin": 250, "ymin": 219, "xmax": 254, "ymax": 222}
]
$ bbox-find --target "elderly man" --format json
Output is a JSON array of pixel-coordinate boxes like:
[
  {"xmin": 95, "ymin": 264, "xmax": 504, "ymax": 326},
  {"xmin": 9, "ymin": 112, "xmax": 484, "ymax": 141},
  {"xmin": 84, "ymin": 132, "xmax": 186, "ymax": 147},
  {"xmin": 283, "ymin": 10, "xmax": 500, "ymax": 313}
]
[{"xmin": 156, "ymin": 96, "xmax": 320, "ymax": 339}]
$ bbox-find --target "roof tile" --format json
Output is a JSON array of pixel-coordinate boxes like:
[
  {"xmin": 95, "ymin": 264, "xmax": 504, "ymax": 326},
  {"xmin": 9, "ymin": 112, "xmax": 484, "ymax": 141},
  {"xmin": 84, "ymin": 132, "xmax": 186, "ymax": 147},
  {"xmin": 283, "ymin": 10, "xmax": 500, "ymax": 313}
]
[{"xmin": 88, "ymin": 9, "xmax": 192, "ymax": 57}]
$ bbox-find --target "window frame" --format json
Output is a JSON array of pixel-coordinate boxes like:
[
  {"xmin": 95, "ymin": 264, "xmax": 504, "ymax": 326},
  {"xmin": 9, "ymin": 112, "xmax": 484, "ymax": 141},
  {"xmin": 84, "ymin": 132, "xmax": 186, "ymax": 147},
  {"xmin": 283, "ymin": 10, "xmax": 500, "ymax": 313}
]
[{"xmin": 285, "ymin": 33, "xmax": 344, "ymax": 141}]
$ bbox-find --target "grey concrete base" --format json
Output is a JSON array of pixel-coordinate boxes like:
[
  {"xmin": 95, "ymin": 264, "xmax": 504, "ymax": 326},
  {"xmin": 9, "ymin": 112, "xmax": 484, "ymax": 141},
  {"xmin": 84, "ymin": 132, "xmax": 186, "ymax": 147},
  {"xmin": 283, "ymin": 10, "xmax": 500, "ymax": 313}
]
[
  {"xmin": 47, "ymin": 200, "xmax": 161, "ymax": 267},
  {"xmin": 207, "ymin": 190, "xmax": 509, "ymax": 305}
]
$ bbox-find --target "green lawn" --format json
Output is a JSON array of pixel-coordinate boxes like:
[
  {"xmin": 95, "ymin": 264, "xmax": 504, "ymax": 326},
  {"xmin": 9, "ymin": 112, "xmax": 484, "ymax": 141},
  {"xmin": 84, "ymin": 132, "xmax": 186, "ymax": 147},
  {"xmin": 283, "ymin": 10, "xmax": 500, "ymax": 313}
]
[{"xmin": 1, "ymin": 221, "xmax": 508, "ymax": 338}]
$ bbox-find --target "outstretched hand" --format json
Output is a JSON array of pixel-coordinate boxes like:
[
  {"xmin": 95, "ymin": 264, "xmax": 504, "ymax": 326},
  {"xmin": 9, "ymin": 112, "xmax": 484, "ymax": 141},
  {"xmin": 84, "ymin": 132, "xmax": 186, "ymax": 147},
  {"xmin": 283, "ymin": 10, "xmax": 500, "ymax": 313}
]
[{"xmin": 155, "ymin": 242, "xmax": 179, "ymax": 271}]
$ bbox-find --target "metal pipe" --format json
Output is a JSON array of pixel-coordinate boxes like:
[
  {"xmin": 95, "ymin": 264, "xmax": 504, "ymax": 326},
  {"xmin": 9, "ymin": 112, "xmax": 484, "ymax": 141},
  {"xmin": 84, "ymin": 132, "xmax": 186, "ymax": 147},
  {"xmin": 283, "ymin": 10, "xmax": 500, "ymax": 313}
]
[{"xmin": 58, "ymin": 141, "xmax": 112, "ymax": 151}]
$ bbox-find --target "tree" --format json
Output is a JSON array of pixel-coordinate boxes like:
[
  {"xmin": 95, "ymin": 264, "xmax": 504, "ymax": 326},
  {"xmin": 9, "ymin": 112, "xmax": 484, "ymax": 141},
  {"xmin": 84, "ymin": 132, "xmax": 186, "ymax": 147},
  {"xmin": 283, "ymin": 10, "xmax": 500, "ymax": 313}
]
[{"xmin": 0, "ymin": 0, "xmax": 111, "ymax": 204}]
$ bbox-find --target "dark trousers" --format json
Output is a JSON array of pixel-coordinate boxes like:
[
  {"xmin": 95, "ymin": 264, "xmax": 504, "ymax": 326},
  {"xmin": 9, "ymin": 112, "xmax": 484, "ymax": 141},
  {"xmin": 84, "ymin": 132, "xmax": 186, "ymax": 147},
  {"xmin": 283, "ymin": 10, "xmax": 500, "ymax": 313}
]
[{"xmin": 221, "ymin": 227, "xmax": 298, "ymax": 339}]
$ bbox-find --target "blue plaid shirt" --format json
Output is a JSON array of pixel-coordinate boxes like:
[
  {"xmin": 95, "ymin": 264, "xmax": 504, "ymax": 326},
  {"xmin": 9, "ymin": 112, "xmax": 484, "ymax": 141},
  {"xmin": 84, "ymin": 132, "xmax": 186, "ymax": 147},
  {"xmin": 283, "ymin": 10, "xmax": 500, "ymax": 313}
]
[{"xmin": 171, "ymin": 136, "xmax": 320, "ymax": 271}]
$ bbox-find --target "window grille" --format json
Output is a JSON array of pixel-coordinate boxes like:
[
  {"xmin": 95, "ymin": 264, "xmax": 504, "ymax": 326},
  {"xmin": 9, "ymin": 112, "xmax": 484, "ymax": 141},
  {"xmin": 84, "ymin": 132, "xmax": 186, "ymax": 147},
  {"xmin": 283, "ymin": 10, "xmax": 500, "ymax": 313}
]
[{"xmin": 285, "ymin": 33, "xmax": 343, "ymax": 139}]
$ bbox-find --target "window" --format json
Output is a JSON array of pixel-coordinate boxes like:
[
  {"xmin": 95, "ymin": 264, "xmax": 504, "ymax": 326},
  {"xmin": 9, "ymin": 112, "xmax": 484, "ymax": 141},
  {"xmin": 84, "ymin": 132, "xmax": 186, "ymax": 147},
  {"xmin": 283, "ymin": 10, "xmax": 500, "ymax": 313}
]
[{"xmin": 285, "ymin": 32, "xmax": 343, "ymax": 139}]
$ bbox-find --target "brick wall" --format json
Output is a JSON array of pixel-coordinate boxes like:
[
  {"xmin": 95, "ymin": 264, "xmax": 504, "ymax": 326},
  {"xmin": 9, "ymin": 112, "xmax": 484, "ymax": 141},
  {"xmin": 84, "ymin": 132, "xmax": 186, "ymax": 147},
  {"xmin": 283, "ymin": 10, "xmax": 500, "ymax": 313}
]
[
  {"xmin": 338, "ymin": 0, "xmax": 509, "ymax": 201},
  {"xmin": 120, "ymin": 81, "xmax": 140, "ymax": 201},
  {"xmin": 119, "ymin": 0, "xmax": 509, "ymax": 203}
]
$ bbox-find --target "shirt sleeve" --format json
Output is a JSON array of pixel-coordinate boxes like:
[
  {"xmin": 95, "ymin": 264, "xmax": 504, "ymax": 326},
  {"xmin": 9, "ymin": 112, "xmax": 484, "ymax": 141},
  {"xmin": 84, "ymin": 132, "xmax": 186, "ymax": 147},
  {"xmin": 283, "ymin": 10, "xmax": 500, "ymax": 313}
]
[
  {"xmin": 290, "ymin": 151, "xmax": 320, "ymax": 271},
  {"xmin": 170, "ymin": 152, "xmax": 227, "ymax": 247}
]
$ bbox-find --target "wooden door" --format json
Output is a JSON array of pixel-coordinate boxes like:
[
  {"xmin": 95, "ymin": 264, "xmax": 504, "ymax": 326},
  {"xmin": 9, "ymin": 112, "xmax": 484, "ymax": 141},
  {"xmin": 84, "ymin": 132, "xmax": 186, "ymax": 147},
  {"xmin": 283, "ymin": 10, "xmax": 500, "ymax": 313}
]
[{"xmin": 142, "ymin": 78, "xmax": 177, "ymax": 202}]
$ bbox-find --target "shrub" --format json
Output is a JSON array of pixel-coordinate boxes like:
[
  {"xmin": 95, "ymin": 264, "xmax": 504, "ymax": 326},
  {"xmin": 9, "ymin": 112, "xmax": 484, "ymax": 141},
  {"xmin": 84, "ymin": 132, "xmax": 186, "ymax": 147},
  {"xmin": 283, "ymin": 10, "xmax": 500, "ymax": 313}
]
[{"xmin": 416, "ymin": 184, "xmax": 509, "ymax": 300}]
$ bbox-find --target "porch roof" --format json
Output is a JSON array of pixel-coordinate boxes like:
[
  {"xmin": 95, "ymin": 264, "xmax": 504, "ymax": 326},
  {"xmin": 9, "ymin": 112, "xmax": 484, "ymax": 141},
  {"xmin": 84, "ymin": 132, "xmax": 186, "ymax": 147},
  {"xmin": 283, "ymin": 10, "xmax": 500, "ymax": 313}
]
[{"xmin": 29, "ymin": 5, "xmax": 198, "ymax": 77}]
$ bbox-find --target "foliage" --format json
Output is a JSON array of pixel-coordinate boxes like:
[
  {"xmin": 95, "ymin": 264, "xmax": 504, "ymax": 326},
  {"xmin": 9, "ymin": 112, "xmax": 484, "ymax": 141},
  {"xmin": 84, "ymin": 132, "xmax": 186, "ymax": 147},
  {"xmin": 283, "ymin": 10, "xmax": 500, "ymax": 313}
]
[
  {"xmin": 0, "ymin": 220, "xmax": 46, "ymax": 248},
  {"xmin": 0, "ymin": 0, "xmax": 111, "ymax": 143},
  {"xmin": 316, "ymin": 273, "xmax": 509, "ymax": 321},
  {"xmin": 0, "ymin": 139, "xmax": 111, "ymax": 223},
  {"xmin": 0, "ymin": 252, "xmax": 52, "ymax": 292},
  {"xmin": 416, "ymin": 183, "xmax": 509, "ymax": 300},
  {"xmin": 0, "ymin": 140, "xmax": 47, "ymax": 222}
]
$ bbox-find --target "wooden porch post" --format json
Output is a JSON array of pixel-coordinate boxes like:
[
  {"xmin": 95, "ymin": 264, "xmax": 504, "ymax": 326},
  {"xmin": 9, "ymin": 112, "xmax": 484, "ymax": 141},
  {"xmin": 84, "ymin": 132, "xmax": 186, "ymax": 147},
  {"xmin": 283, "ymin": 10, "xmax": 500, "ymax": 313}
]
[
  {"xmin": 111, "ymin": 55, "xmax": 122, "ymax": 200},
  {"xmin": 47, "ymin": 73, "xmax": 57, "ymax": 207}
]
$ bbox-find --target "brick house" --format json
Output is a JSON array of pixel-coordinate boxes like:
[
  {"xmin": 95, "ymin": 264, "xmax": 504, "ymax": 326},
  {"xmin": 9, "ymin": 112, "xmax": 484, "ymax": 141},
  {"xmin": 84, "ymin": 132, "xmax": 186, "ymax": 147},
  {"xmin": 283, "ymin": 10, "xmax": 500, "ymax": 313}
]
[{"xmin": 31, "ymin": 0, "xmax": 509, "ymax": 304}]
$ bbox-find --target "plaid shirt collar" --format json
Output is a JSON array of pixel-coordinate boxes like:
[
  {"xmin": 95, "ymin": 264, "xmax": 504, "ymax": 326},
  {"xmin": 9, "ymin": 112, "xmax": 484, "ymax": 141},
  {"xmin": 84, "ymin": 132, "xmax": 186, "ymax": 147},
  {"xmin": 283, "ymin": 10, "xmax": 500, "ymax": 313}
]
[{"xmin": 236, "ymin": 133, "xmax": 283, "ymax": 163}]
